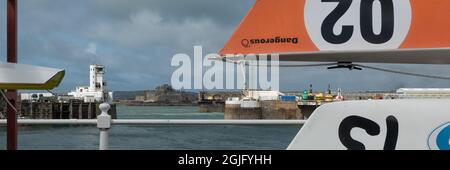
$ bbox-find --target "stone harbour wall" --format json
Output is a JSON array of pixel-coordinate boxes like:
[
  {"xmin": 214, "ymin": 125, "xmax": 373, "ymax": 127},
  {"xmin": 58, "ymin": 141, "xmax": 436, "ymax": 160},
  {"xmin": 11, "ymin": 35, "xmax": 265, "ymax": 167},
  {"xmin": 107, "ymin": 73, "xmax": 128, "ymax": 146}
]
[{"xmin": 225, "ymin": 100, "xmax": 304, "ymax": 120}]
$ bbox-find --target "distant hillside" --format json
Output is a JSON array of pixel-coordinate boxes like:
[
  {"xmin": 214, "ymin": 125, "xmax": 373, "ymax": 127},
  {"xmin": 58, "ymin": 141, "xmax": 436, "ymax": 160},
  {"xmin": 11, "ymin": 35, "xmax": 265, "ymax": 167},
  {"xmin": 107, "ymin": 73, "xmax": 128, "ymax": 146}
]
[{"xmin": 113, "ymin": 90, "xmax": 149, "ymax": 101}]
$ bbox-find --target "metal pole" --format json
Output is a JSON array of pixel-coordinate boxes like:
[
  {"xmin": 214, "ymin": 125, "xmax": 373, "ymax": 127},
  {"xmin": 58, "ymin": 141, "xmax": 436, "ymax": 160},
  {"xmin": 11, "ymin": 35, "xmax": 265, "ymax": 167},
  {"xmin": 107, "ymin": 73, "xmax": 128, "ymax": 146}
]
[
  {"xmin": 97, "ymin": 103, "xmax": 111, "ymax": 150},
  {"xmin": 6, "ymin": 0, "xmax": 18, "ymax": 150},
  {"xmin": 99, "ymin": 130, "xmax": 109, "ymax": 150}
]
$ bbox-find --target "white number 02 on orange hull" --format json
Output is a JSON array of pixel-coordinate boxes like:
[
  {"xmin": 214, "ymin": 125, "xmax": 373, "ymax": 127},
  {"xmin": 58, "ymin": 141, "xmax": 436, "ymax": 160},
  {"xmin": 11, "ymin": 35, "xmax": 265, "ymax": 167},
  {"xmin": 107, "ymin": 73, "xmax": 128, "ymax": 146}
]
[{"xmin": 220, "ymin": 0, "xmax": 450, "ymax": 64}]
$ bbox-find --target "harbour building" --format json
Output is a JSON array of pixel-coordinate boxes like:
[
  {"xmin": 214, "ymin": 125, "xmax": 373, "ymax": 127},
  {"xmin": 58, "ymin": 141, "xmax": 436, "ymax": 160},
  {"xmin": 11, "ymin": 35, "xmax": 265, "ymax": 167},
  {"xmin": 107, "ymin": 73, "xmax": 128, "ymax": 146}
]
[{"xmin": 68, "ymin": 65, "xmax": 113, "ymax": 103}]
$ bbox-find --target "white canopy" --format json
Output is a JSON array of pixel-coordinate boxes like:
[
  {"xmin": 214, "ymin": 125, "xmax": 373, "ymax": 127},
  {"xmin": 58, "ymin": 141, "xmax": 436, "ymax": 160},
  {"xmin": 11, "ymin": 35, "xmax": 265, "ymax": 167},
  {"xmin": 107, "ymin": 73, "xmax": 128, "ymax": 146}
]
[{"xmin": 0, "ymin": 62, "xmax": 65, "ymax": 90}]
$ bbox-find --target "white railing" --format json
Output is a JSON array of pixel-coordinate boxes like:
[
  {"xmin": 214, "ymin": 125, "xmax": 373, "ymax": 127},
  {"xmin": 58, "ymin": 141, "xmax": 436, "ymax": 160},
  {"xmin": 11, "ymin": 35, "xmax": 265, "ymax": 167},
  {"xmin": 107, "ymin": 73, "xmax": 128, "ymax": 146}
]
[
  {"xmin": 0, "ymin": 103, "xmax": 306, "ymax": 150},
  {"xmin": 0, "ymin": 119, "xmax": 305, "ymax": 125}
]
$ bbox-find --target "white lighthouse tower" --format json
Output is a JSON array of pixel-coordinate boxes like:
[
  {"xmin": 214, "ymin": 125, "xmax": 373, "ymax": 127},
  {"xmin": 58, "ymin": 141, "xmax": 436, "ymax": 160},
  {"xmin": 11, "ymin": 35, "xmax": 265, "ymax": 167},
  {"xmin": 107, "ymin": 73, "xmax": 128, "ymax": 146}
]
[
  {"xmin": 68, "ymin": 65, "xmax": 113, "ymax": 103},
  {"xmin": 89, "ymin": 65, "xmax": 105, "ymax": 92}
]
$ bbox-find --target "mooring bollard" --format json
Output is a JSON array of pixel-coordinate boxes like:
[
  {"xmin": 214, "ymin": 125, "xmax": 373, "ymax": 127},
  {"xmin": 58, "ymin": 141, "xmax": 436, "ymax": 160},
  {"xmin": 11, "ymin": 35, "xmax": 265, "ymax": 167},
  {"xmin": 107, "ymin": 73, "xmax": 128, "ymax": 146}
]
[{"xmin": 97, "ymin": 103, "xmax": 111, "ymax": 150}]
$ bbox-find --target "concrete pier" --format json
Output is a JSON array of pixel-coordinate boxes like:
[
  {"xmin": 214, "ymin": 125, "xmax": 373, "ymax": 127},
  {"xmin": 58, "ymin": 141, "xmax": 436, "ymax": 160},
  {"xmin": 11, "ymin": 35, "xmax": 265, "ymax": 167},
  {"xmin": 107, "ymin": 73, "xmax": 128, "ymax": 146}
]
[
  {"xmin": 298, "ymin": 105, "xmax": 318, "ymax": 119},
  {"xmin": 198, "ymin": 101, "xmax": 225, "ymax": 113},
  {"xmin": 225, "ymin": 102, "xmax": 262, "ymax": 119},
  {"xmin": 19, "ymin": 100, "xmax": 117, "ymax": 119},
  {"xmin": 197, "ymin": 91, "xmax": 241, "ymax": 113},
  {"xmin": 225, "ymin": 100, "xmax": 303, "ymax": 120},
  {"xmin": 261, "ymin": 101, "xmax": 303, "ymax": 119}
]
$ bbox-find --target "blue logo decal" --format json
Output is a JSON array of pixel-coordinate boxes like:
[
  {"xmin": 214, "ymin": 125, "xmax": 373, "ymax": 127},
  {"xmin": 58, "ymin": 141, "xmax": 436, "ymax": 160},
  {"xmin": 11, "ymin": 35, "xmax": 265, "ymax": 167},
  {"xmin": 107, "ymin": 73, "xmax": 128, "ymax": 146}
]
[{"xmin": 428, "ymin": 123, "xmax": 450, "ymax": 150}]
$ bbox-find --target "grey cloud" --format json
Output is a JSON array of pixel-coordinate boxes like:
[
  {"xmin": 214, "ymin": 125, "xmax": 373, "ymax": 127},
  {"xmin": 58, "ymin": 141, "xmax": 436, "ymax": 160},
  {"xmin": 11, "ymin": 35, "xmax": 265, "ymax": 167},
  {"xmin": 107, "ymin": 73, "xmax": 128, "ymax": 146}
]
[
  {"xmin": 0, "ymin": 0, "xmax": 253, "ymax": 92},
  {"xmin": 87, "ymin": 9, "xmax": 230, "ymax": 50},
  {"xmin": 2, "ymin": 0, "xmax": 450, "ymax": 92},
  {"xmin": 88, "ymin": 0, "xmax": 253, "ymax": 27}
]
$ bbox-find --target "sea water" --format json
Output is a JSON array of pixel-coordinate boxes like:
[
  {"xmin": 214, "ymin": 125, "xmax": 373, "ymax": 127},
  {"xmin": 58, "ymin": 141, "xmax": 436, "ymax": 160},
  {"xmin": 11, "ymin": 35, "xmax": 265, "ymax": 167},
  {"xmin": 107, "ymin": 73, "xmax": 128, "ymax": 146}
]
[{"xmin": 0, "ymin": 106, "xmax": 301, "ymax": 150}]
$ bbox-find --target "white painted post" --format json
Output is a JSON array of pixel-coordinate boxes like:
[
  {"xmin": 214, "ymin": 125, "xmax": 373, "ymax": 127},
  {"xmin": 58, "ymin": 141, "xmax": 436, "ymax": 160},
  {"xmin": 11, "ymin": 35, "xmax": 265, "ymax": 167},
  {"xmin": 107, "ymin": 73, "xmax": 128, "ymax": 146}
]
[{"xmin": 97, "ymin": 103, "xmax": 111, "ymax": 150}]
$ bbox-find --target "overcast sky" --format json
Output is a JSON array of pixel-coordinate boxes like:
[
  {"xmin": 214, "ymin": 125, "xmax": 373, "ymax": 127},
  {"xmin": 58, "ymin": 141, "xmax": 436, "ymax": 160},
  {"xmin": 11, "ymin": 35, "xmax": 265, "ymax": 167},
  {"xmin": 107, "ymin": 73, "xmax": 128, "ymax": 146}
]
[{"xmin": 1, "ymin": 0, "xmax": 450, "ymax": 93}]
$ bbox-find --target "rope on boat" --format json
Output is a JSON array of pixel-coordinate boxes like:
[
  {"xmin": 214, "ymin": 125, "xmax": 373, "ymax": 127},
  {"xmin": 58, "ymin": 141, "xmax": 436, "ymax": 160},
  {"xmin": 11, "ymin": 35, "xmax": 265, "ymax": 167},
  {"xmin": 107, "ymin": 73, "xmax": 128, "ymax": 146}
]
[
  {"xmin": 0, "ymin": 90, "xmax": 18, "ymax": 113},
  {"xmin": 248, "ymin": 62, "xmax": 450, "ymax": 80},
  {"xmin": 354, "ymin": 64, "xmax": 450, "ymax": 81}
]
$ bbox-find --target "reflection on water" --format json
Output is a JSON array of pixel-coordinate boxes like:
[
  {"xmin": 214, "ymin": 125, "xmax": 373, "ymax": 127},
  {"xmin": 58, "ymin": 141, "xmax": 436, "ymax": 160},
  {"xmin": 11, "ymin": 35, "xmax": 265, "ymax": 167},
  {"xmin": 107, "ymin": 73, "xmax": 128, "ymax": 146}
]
[{"xmin": 0, "ymin": 105, "xmax": 301, "ymax": 150}]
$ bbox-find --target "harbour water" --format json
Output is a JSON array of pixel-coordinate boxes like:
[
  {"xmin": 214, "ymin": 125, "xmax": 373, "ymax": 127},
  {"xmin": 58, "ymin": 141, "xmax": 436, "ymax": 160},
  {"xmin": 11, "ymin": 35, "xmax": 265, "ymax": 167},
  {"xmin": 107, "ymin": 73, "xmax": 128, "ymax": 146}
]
[{"xmin": 0, "ymin": 106, "xmax": 301, "ymax": 150}]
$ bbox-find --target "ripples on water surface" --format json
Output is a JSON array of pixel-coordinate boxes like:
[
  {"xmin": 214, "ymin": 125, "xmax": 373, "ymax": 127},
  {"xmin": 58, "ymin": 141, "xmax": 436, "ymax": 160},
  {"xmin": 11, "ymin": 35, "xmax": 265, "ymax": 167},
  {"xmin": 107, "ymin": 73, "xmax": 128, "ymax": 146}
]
[{"xmin": 0, "ymin": 106, "xmax": 301, "ymax": 150}]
